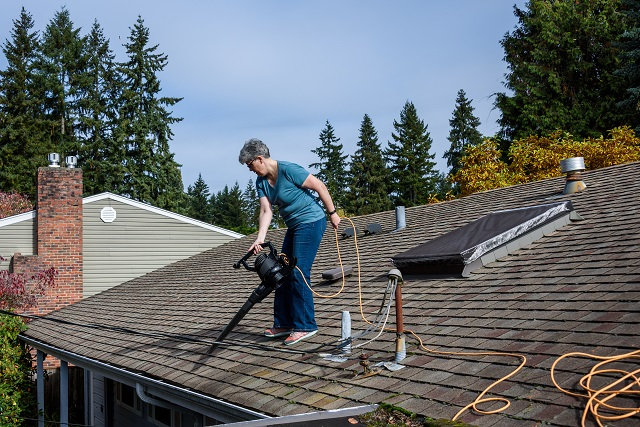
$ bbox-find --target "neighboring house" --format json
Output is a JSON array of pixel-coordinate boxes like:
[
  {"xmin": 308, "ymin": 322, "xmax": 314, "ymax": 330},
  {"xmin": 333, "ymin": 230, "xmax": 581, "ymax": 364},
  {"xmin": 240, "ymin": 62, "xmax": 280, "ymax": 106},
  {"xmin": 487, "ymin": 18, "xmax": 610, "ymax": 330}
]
[
  {"xmin": 21, "ymin": 161, "xmax": 640, "ymax": 426},
  {"xmin": 0, "ymin": 161, "xmax": 243, "ymax": 307}
]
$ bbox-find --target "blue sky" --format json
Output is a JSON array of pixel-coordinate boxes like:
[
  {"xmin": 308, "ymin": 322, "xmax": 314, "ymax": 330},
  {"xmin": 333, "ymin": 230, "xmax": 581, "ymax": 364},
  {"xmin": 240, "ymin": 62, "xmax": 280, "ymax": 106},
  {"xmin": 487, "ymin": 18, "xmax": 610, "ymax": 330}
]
[{"xmin": 0, "ymin": 1, "xmax": 526, "ymax": 194}]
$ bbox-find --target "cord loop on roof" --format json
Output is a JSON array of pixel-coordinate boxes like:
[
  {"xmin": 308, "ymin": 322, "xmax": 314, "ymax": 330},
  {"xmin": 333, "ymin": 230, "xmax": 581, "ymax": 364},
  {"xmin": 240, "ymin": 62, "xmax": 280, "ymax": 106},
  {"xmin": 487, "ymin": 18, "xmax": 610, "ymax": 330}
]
[{"xmin": 551, "ymin": 349, "xmax": 640, "ymax": 426}]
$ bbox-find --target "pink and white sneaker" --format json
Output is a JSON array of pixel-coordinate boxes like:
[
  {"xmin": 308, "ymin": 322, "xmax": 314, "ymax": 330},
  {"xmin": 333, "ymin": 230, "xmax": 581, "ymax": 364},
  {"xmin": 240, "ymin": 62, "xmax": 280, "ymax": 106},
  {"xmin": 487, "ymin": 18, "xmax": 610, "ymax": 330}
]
[{"xmin": 284, "ymin": 330, "xmax": 317, "ymax": 346}]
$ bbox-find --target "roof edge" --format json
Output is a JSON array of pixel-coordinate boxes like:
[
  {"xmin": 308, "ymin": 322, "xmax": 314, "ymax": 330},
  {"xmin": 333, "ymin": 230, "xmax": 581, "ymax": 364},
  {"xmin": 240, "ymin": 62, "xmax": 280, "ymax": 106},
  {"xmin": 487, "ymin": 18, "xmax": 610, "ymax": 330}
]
[
  {"xmin": 20, "ymin": 334, "xmax": 265, "ymax": 423},
  {"xmin": 221, "ymin": 404, "xmax": 378, "ymax": 426},
  {"xmin": 0, "ymin": 210, "xmax": 35, "ymax": 227}
]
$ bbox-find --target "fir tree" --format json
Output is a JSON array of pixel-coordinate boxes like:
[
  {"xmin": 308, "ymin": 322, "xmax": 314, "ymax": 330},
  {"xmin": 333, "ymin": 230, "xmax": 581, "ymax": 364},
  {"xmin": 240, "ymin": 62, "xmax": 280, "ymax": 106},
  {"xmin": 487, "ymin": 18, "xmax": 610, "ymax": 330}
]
[
  {"xmin": 345, "ymin": 114, "xmax": 391, "ymax": 215},
  {"xmin": 211, "ymin": 182, "xmax": 245, "ymax": 231},
  {"xmin": 39, "ymin": 7, "xmax": 85, "ymax": 158},
  {"xmin": 444, "ymin": 89, "xmax": 483, "ymax": 179},
  {"xmin": 242, "ymin": 179, "xmax": 259, "ymax": 231},
  {"xmin": 186, "ymin": 174, "xmax": 211, "ymax": 223},
  {"xmin": 0, "ymin": 8, "xmax": 52, "ymax": 197},
  {"xmin": 616, "ymin": 0, "xmax": 640, "ymax": 133},
  {"xmin": 385, "ymin": 101, "xmax": 437, "ymax": 207},
  {"xmin": 496, "ymin": 0, "xmax": 630, "ymax": 143},
  {"xmin": 76, "ymin": 20, "xmax": 125, "ymax": 196},
  {"xmin": 309, "ymin": 120, "xmax": 348, "ymax": 209},
  {"xmin": 116, "ymin": 16, "xmax": 184, "ymax": 211}
]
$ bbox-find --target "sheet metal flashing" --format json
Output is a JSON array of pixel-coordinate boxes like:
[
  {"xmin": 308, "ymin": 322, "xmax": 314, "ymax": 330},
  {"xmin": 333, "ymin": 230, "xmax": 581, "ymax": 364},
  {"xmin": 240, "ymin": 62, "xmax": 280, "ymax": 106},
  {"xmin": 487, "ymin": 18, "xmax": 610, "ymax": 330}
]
[{"xmin": 219, "ymin": 404, "xmax": 377, "ymax": 426}]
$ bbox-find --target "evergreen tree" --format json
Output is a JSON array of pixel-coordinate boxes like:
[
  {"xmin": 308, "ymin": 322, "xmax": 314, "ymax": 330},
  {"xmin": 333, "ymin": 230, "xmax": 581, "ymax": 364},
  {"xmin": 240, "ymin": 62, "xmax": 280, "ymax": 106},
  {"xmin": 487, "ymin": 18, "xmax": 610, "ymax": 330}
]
[
  {"xmin": 0, "ymin": 8, "xmax": 52, "ymax": 197},
  {"xmin": 115, "ymin": 16, "xmax": 184, "ymax": 211},
  {"xmin": 345, "ymin": 114, "xmax": 391, "ymax": 215},
  {"xmin": 186, "ymin": 174, "xmax": 211, "ymax": 223},
  {"xmin": 211, "ymin": 182, "xmax": 245, "ymax": 231},
  {"xmin": 76, "ymin": 20, "xmax": 125, "ymax": 196},
  {"xmin": 443, "ymin": 89, "xmax": 483, "ymax": 179},
  {"xmin": 309, "ymin": 120, "xmax": 348, "ymax": 209},
  {"xmin": 242, "ymin": 179, "xmax": 259, "ymax": 231},
  {"xmin": 495, "ymin": 0, "xmax": 630, "ymax": 143},
  {"xmin": 39, "ymin": 7, "xmax": 85, "ymax": 158},
  {"xmin": 616, "ymin": 0, "xmax": 640, "ymax": 133},
  {"xmin": 385, "ymin": 101, "xmax": 437, "ymax": 207}
]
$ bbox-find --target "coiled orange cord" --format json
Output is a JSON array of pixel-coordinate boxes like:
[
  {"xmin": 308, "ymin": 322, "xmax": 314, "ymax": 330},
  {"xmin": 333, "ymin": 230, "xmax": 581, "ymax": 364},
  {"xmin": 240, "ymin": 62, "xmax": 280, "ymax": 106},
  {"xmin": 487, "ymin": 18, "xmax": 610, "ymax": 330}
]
[{"xmin": 551, "ymin": 349, "xmax": 640, "ymax": 426}]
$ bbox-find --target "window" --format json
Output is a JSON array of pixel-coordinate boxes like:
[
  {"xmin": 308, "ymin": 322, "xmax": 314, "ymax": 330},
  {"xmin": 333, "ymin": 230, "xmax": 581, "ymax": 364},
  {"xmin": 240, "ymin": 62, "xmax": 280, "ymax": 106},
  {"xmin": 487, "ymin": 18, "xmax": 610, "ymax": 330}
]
[
  {"xmin": 148, "ymin": 403, "xmax": 182, "ymax": 427},
  {"xmin": 115, "ymin": 383, "xmax": 141, "ymax": 414}
]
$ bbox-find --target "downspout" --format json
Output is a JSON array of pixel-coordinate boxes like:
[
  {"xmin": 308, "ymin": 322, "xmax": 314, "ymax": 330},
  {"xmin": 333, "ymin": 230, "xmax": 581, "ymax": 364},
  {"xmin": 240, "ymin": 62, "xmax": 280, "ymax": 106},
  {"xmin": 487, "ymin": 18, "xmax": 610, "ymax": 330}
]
[{"xmin": 136, "ymin": 383, "xmax": 200, "ymax": 421}]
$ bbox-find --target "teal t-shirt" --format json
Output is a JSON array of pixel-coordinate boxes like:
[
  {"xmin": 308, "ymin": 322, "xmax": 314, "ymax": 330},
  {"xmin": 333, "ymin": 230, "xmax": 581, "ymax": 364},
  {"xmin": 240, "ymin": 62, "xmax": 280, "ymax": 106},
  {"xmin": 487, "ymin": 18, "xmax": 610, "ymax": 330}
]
[{"xmin": 256, "ymin": 160, "xmax": 325, "ymax": 227}]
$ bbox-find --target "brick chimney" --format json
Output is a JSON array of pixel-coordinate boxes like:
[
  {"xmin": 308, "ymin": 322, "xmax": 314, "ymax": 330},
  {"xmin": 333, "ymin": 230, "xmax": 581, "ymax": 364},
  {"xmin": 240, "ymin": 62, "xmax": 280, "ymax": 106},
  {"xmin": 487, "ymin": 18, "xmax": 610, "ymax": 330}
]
[{"xmin": 11, "ymin": 156, "xmax": 83, "ymax": 315}]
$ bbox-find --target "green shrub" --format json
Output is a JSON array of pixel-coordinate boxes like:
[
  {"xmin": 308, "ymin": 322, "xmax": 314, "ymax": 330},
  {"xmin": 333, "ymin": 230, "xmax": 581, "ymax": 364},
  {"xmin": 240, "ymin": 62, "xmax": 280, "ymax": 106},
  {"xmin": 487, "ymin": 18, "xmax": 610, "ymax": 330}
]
[{"xmin": 0, "ymin": 313, "xmax": 36, "ymax": 427}]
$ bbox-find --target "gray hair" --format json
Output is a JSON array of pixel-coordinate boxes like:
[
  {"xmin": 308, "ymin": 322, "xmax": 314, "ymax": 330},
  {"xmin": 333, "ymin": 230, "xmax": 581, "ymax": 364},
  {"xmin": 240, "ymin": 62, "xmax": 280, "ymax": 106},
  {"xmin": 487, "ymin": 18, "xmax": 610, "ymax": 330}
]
[{"xmin": 238, "ymin": 138, "xmax": 270, "ymax": 164}]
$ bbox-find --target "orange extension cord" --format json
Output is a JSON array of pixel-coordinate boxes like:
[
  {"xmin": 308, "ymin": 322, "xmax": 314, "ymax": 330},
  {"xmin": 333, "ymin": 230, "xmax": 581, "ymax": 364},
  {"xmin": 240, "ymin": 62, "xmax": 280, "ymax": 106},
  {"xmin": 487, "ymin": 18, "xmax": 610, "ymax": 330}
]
[
  {"xmin": 296, "ymin": 216, "xmax": 639, "ymax": 425},
  {"xmin": 551, "ymin": 350, "xmax": 640, "ymax": 426}
]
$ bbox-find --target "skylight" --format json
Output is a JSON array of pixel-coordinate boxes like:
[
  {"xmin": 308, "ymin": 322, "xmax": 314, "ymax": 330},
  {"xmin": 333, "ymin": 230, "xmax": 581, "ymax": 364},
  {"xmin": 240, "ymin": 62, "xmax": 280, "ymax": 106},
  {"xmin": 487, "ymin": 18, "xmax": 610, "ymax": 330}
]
[{"xmin": 392, "ymin": 201, "xmax": 581, "ymax": 277}]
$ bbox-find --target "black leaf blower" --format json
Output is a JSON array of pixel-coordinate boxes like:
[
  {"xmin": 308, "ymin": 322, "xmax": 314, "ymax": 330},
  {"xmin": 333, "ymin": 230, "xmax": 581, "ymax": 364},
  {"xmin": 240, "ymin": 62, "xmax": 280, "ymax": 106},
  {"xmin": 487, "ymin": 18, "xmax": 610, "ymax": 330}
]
[{"xmin": 208, "ymin": 242, "xmax": 296, "ymax": 352}]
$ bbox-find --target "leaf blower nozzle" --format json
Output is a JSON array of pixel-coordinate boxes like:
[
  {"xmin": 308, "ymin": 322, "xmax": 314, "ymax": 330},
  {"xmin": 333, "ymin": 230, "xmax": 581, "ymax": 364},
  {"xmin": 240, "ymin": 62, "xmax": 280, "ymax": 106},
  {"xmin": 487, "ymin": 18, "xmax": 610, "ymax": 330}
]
[{"xmin": 208, "ymin": 242, "xmax": 296, "ymax": 352}]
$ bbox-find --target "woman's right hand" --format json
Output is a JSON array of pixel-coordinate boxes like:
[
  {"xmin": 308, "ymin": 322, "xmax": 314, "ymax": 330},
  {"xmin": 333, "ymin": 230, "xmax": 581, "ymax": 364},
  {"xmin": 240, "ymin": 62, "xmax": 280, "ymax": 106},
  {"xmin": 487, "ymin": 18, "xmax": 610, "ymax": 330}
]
[{"xmin": 249, "ymin": 237, "xmax": 265, "ymax": 255}]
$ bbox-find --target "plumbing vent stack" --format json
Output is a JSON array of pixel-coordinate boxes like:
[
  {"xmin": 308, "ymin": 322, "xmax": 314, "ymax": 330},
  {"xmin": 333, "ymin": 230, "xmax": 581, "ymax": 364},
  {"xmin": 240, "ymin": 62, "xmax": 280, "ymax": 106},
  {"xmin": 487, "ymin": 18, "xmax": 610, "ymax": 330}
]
[
  {"xmin": 395, "ymin": 206, "xmax": 406, "ymax": 231},
  {"xmin": 389, "ymin": 269, "xmax": 406, "ymax": 363},
  {"xmin": 560, "ymin": 157, "xmax": 587, "ymax": 195},
  {"xmin": 48, "ymin": 153, "xmax": 60, "ymax": 168},
  {"xmin": 341, "ymin": 311, "xmax": 351, "ymax": 354}
]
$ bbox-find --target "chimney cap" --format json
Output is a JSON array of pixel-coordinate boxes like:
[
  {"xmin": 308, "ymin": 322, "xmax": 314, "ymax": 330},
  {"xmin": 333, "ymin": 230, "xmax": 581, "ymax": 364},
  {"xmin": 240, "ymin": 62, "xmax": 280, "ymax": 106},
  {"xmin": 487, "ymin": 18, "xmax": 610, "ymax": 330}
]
[
  {"xmin": 48, "ymin": 153, "xmax": 60, "ymax": 167},
  {"xmin": 65, "ymin": 155, "xmax": 78, "ymax": 168}
]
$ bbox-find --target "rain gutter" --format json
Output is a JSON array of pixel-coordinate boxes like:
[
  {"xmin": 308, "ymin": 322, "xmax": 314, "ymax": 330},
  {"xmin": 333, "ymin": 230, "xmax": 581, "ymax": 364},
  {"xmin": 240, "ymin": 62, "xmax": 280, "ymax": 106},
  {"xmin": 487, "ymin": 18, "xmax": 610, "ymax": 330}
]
[{"xmin": 20, "ymin": 335, "xmax": 268, "ymax": 424}]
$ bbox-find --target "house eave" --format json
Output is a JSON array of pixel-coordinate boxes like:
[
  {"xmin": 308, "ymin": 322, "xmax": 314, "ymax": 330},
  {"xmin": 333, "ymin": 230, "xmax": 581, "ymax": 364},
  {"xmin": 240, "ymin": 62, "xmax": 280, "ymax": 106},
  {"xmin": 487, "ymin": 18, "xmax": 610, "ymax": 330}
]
[
  {"xmin": 0, "ymin": 210, "xmax": 35, "ymax": 227},
  {"xmin": 20, "ymin": 335, "xmax": 267, "ymax": 424}
]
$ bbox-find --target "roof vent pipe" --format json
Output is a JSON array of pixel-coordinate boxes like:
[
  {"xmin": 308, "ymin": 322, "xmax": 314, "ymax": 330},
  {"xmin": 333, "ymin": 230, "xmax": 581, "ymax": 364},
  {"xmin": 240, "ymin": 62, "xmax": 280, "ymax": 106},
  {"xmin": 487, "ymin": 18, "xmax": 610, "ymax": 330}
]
[
  {"xmin": 388, "ymin": 269, "xmax": 406, "ymax": 363},
  {"xmin": 48, "ymin": 153, "xmax": 60, "ymax": 168},
  {"xmin": 560, "ymin": 157, "xmax": 587, "ymax": 195},
  {"xmin": 341, "ymin": 311, "xmax": 351, "ymax": 354},
  {"xmin": 395, "ymin": 206, "xmax": 406, "ymax": 231},
  {"xmin": 65, "ymin": 155, "xmax": 77, "ymax": 168}
]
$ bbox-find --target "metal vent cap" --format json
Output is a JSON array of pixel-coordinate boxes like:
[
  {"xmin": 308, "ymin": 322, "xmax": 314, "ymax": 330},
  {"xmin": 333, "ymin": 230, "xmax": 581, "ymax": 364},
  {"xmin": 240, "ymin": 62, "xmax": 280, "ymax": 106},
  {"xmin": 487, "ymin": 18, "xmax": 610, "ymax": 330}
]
[{"xmin": 560, "ymin": 157, "xmax": 585, "ymax": 173}]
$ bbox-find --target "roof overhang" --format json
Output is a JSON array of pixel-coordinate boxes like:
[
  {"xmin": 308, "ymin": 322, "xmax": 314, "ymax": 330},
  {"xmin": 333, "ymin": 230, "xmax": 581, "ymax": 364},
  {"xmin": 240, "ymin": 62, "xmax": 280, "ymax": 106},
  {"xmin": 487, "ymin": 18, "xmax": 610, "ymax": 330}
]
[{"xmin": 20, "ymin": 335, "xmax": 266, "ymax": 424}]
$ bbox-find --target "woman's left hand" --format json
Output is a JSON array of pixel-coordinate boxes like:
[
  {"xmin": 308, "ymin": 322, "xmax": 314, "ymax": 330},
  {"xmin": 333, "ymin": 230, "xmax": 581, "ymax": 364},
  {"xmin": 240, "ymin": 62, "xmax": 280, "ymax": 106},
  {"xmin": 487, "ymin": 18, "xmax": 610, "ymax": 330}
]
[{"xmin": 329, "ymin": 212, "xmax": 340, "ymax": 229}]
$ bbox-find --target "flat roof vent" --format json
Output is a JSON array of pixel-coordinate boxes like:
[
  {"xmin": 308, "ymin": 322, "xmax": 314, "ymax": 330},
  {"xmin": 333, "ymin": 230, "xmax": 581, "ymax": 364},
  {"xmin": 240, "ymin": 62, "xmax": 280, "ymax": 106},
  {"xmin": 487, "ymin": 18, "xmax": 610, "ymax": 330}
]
[{"xmin": 392, "ymin": 201, "xmax": 580, "ymax": 277}]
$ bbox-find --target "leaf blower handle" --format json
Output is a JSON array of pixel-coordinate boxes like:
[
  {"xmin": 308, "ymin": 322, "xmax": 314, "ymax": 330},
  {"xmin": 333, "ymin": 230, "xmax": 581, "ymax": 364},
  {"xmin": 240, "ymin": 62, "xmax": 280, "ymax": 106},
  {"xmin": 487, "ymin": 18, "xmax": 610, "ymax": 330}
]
[{"xmin": 233, "ymin": 242, "xmax": 272, "ymax": 270}]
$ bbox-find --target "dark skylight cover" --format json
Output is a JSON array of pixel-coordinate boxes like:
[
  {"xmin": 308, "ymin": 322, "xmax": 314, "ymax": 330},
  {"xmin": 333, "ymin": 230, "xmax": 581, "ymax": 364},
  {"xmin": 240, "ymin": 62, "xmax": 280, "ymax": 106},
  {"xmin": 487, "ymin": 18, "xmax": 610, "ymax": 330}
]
[{"xmin": 392, "ymin": 201, "xmax": 575, "ymax": 276}]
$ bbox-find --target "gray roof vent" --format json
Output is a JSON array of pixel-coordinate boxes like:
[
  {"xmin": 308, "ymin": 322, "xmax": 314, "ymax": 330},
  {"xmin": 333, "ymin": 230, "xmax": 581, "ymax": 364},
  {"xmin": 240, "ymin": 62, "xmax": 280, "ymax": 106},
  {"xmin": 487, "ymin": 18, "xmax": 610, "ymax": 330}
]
[
  {"xmin": 560, "ymin": 157, "xmax": 587, "ymax": 195},
  {"xmin": 365, "ymin": 223, "xmax": 382, "ymax": 235},
  {"xmin": 392, "ymin": 201, "xmax": 580, "ymax": 277},
  {"xmin": 341, "ymin": 227, "xmax": 356, "ymax": 239},
  {"xmin": 394, "ymin": 206, "xmax": 406, "ymax": 231}
]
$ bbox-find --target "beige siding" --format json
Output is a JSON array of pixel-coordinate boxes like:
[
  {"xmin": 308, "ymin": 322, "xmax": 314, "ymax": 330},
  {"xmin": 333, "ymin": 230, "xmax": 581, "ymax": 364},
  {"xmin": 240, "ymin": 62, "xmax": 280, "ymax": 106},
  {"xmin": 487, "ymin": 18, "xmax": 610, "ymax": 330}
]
[
  {"xmin": 83, "ymin": 199, "xmax": 238, "ymax": 297},
  {"xmin": 0, "ymin": 215, "xmax": 35, "ymax": 271}
]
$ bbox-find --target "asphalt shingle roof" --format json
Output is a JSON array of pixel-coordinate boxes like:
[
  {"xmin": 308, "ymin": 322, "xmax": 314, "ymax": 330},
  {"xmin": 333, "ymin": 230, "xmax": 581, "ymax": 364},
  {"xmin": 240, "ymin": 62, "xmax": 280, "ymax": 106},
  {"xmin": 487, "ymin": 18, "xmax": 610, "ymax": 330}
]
[{"xmin": 23, "ymin": 161, "xmax": 640, "ymax": 426}]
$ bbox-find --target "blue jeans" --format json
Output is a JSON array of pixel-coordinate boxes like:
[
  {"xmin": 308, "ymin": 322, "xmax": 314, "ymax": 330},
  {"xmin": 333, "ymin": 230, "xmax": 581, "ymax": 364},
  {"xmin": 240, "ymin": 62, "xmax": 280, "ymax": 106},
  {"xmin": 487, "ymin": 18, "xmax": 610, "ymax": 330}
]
[{"xmin": 273, "ymin": 217, "xmax": 326, "ymax": 332}]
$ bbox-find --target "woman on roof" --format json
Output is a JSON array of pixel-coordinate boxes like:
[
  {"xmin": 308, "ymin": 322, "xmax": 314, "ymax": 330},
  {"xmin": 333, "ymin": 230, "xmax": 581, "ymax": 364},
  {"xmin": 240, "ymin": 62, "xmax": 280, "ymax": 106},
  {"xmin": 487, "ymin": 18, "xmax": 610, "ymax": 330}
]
[{"xmin": 239, "ymin": 138, "xmax": 340, "ymax": 346}]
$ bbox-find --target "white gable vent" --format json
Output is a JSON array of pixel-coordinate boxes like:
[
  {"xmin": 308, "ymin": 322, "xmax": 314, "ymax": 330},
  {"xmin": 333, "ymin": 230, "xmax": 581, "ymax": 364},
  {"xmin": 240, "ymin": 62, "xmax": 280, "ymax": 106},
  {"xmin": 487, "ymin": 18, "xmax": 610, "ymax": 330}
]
[{"xmin": 100, "ymin": 207, "xmax": 117, "ymax": 223}]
